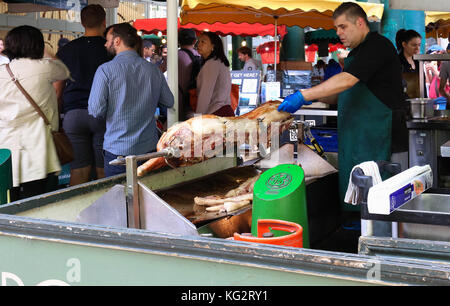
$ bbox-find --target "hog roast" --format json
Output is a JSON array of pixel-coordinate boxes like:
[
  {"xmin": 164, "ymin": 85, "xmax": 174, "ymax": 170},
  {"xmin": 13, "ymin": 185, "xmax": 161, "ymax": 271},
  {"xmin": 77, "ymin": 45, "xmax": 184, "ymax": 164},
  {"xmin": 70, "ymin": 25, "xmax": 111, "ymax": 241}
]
[{"xmin": 137, "ymin": 101, "xmax": 293, "ymax": 177}]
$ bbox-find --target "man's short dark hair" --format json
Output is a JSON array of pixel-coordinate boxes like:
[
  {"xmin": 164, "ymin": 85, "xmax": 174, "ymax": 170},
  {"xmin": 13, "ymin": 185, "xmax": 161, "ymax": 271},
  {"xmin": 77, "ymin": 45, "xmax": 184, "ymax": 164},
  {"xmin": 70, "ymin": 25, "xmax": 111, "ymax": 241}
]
[
  {"xmin": 107, "ymin": 23, "xmax": 141, "ymax": 49},
  {"xmin": 3, "ymin": 25, "xmax": 44, "ymax": 60},
  {"xmin": 237, "ymin": 46, "xmax": 252, "ymax": 57},
  {"xmin": 142, "ymin": 39, "xmax": 154, "ymax": 49},
  {"xmin": 179, "ymin": 28, "xmax": 197, "ymax": 46},
  {"xmin": 81, "ymin": 4, "xmax": 106, "ymax": 29},
  {"xmin": 333, "ymin": 2, "xmax": 369, "ymax": 26}
]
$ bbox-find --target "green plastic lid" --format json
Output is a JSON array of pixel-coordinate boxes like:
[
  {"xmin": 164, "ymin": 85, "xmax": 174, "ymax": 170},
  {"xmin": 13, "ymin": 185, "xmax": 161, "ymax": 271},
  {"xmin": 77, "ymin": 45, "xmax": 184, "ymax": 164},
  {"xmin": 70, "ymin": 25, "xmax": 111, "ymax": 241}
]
[{"xmin": 254, "ymin": 164, "xmax": 305, "ymax": 201}]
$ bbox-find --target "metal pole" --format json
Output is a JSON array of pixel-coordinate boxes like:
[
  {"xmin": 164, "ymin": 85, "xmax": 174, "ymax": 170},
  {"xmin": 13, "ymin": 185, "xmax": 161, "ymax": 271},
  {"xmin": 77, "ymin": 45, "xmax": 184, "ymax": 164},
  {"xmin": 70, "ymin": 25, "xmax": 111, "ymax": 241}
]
[
  {"xmin": 221, "ymin": 36, "xmax": 228, "ymax": 60},
  {"xmin": 274, "ymin": 17, "xmax": 278, "ymax": 75},
  {"xmin": 126, "ymin": 156, "xmax": 140, "ymax": 229},
  {"xmin": 167, "ymin": 0, "xmax": 179, "ymax": 127},
  {"xmin": 361, "ymin": 220, "xmax": 373, "ymax": 237},
  {"xmin": 105, "ymin": 7, "xmax": 117, "ymax": 27},
  {"xmin": 419, "ymin": 60, "xmax": 424, "ymax": 98}
]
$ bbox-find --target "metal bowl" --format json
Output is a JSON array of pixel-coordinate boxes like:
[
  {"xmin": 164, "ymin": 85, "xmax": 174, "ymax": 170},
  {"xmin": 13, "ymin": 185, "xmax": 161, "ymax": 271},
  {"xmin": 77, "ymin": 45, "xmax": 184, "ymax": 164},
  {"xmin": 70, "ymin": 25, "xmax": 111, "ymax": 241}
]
[{"xmin": 408, "ymin": 98, "xmax": 435, "ymax": 119}]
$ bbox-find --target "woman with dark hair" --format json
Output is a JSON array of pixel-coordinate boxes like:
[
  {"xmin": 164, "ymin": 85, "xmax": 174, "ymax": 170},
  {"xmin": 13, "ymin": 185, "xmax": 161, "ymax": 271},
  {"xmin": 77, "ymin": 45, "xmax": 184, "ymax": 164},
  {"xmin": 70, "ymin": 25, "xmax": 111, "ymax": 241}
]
[
  {"xmin": 195, "ymin": 31, "xmax": 233, "ymax": 116},
  {"xmin": 395, "ymin": 29, "xmax": 421, "ymax": 73},
  {"xmin": 0, "ymin": 25, "xmax": 70, "ymax": 201},
  {"xmin": 396, "ymin": 29, "xmax": 422, "ymax": 98}
]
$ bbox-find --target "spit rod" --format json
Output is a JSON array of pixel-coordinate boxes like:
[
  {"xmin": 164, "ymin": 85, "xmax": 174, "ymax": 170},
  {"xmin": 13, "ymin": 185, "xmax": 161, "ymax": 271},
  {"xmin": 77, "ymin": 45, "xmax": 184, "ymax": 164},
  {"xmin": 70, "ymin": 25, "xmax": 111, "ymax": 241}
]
[{"xmin": 109, "ymin": 148, "xmax": 178, "ymax": 166}]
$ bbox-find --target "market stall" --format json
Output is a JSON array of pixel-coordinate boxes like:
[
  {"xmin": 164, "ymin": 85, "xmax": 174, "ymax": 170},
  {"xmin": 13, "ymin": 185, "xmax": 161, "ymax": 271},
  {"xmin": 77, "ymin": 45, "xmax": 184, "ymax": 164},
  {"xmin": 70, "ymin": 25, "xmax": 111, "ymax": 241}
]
[
  {"xmin": 180, "ymin": 0, "xmax": 384, "ymax": 71},
  {"xmin": 1, "ymin": 101, "xmax": 450, "ymax": 285},
  {"xmin": 1, "ymin": 0, "xmax": 450, "ymax": 287},
  {"xmin": 1, "ymin": 147, "xmax": 449, "ymax": 285}
]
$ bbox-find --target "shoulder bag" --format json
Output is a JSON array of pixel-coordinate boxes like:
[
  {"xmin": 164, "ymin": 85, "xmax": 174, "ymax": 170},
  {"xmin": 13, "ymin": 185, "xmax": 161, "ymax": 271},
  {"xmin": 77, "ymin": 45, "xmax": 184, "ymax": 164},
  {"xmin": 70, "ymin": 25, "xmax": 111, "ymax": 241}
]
[{"xmin": 5, "ymin": 64, "xmax": 74, "ymax": 165}]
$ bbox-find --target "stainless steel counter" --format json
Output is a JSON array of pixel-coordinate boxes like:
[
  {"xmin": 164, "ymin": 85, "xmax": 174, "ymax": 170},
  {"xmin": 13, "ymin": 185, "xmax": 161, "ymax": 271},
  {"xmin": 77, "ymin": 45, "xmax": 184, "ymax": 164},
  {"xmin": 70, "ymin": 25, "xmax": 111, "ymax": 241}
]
[
  {"xmin": 407, "ymin": 119, "xmax": 450, "ymax": 130},
  {"xmin": 293, "ymin": 108, "xmax": 338, "ymax": 125},
  {"xmin": 294, "ymin": 109, "xmax": 338, "ymax": 117}
]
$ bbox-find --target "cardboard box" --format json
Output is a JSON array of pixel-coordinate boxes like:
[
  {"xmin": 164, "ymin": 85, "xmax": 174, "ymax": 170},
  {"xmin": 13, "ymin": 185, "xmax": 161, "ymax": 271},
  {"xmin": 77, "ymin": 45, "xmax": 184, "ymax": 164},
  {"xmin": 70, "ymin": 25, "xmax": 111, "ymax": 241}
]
[{"xmin": 278, "ymin": 61, "xmax": 312, "ymax": 71}]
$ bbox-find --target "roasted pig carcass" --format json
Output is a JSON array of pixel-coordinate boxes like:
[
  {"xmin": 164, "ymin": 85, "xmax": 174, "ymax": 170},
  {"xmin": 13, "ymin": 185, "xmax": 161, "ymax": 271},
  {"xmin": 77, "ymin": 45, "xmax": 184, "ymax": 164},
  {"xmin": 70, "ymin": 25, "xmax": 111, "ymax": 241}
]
[{"xmin": 137, "ymin": 101, "xmax": 293, "ymax": 177}]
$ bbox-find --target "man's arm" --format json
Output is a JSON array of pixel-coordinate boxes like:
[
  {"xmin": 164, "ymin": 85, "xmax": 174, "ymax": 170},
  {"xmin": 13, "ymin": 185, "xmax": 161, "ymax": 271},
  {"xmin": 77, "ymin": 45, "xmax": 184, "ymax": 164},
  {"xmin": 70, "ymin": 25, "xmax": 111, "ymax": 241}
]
[
  {"xmin": 88, "ymin": 67, "xmax": 109, "ymax": 119},
  {"xmin": 319, "ymin": 94, "xmax": 339, "ymax": 105},
  {"xmin": 302, "ymin": 72, "xmax": 359, "ymax": 103},
  {"xmin": 278, "ymin": 71, "xmax": 358, "ymax": 112},
  {"xmin": 52, "ymin": 54, "xmax": 66, "ymax": 114},
  {"xmin": 158, "ymin": 71, "xmax": 175, "ymax": 109},
  {"xmin": 53, "ymin": 80, "xmax": 66, "ymax": 115}
]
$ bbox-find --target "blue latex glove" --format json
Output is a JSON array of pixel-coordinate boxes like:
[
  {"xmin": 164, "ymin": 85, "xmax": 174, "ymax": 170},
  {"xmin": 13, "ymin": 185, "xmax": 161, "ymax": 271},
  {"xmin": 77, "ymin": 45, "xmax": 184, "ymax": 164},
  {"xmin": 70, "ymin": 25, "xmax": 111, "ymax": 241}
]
[{"xmin": 277, "ymin": 91, "xmax": 312, "ymax": 113}]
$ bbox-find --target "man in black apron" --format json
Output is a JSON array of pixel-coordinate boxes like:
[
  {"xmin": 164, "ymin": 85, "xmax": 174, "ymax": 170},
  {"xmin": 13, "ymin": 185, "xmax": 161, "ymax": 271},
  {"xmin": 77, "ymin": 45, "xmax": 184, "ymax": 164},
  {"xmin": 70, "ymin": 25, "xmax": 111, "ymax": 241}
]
[{"xmin": 278, "ymin": 2, "xmax": 409, "ymax": 235}]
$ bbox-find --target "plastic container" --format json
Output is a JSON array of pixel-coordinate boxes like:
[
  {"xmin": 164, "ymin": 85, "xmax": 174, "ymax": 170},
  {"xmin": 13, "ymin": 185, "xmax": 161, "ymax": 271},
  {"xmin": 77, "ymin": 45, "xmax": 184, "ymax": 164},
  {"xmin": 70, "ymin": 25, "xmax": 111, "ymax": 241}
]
[
  {"xmin": 367, "ymin": 165, "xmax": 433, "ymax": 215},
  {"xmin": 233, "ymin": 219, "xmax": 303, "ymax": 248},
  {"xmin": 304, "ymin": 127, "xmax": 338, "ymax": 152},
  {"xmin": 252, "ymin": 164, "xmax": 309, "ymax": 248},
  {"xmin": 433, "ymin": 98, "xmax": 447, "ymax": 111}
]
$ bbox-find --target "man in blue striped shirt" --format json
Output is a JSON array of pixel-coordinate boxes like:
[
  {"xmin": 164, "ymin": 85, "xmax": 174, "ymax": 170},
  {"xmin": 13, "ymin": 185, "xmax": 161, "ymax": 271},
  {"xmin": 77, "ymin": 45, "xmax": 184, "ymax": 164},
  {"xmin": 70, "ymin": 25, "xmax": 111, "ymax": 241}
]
[{"xmin": 88, "ymin": 23, "xmax": 174, "ymax": 177}]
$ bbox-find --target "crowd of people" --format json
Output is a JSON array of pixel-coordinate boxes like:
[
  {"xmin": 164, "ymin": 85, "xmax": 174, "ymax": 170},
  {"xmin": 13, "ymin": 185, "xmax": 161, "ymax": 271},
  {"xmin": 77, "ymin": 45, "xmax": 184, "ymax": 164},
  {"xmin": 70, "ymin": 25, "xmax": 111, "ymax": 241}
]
[
  {"xmin": 0, "ymin": 2, "xmax": 449, "ymax": 204},
  {"xmin": 0, "ymin": 5, "xmax": 176, "ymax": 200},
  {"xmin": 0, "ymin": 4, "xmax": 243, "ymax": 200}
]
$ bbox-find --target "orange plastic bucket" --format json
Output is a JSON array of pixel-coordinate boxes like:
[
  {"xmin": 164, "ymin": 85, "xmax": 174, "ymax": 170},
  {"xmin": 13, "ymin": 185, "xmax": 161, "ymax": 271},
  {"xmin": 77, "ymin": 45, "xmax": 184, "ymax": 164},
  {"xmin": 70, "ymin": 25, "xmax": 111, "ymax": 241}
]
[{"xmin": 233, "ymin": 219, "xmax": 303, "ymax": 248}]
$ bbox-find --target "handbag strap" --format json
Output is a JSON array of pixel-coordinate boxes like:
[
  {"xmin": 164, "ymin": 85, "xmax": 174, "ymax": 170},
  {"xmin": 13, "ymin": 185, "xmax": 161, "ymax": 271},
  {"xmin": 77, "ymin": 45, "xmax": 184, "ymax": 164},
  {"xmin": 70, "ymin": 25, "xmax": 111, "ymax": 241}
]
[{"xmin": 5, "ymin": 63, "xmax": 51, "ymax": 126}]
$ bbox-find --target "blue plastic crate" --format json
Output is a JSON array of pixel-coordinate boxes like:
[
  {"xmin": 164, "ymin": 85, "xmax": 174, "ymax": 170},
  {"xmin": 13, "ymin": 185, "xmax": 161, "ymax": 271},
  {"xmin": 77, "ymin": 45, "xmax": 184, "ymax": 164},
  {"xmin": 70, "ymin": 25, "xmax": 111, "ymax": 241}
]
[
  {"xmin": 304, "ymin": 128, "xmax": 338, "ymax": 153},
  {"xmin": 434, "ymin": 98, "xmax": 446, "ymax": 110}
]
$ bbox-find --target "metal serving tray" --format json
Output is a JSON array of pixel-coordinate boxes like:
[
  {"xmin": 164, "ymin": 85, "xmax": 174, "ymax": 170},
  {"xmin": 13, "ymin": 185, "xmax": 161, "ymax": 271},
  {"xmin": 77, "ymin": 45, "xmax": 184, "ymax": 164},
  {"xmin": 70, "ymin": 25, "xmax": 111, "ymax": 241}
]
[{"xmin": 397, "ymin": 193, "xmax": 450, "ymax": 242}]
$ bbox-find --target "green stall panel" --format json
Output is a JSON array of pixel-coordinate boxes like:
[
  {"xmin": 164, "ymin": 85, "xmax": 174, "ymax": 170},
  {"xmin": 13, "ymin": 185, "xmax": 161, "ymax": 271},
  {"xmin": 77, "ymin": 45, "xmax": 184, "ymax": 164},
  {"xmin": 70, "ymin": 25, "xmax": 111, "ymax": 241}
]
[{"xmin": 0, "ymin": 214, "xmax": 448, "ymax": 286}]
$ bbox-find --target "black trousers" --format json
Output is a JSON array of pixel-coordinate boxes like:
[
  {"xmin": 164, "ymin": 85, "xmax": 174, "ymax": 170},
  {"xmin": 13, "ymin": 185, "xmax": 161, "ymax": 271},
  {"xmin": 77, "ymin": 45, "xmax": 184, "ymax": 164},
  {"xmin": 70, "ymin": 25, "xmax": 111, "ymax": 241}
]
[{"xmin": 10, "ymin": 174, "xmax": 58, "ymax": 202}]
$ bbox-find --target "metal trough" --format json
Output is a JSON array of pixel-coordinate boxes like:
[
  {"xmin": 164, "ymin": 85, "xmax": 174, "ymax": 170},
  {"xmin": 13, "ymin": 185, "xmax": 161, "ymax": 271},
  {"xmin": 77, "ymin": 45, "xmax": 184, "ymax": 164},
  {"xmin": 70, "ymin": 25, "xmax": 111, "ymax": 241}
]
[
  {"xmin": 0, "ymin": 156, "xmax": 449, "ymax": 286},
  {"xmin": 397, "ymin": 193, "xmax": 450, "ymax": 242}
]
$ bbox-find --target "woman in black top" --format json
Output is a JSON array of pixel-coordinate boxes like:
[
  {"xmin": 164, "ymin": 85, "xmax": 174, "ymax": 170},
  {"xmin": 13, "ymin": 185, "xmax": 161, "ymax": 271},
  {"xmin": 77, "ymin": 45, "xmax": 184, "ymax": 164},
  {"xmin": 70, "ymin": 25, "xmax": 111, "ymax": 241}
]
[
  {"xmin": 396, "ymin": 29, "xmax": 422, "ymax": 98},
  {"xmin": 395, "ymin": 29, "xmax": 421, "ymax": 73}
]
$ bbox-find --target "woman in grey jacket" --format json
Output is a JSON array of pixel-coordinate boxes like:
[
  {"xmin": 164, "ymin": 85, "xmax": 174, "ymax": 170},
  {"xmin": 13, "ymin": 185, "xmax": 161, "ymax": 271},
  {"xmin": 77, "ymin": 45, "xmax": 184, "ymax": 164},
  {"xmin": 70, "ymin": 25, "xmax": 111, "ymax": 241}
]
[{"xmin": 195, "ymin": 31, "xmax": 234, "ymax": 116}]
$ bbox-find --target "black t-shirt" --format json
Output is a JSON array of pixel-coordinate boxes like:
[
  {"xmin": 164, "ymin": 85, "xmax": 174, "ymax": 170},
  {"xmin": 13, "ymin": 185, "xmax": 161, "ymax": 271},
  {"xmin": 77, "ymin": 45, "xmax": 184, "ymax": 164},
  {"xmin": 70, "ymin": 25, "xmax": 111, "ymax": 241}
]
[
  {"xmin": 344, "ymin": 31, "xmax": 408, "ymax": 153},
  {"xmin": 57, "ymin": 36, "xmax": 110, "ymax": 113},
  {"xmin": 398, "ymin": 52, "xmax": 419, "ymax": 73},
  {"xmin": 398, "ymin": 51, "xmax": 424, "ymax": 99}
]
